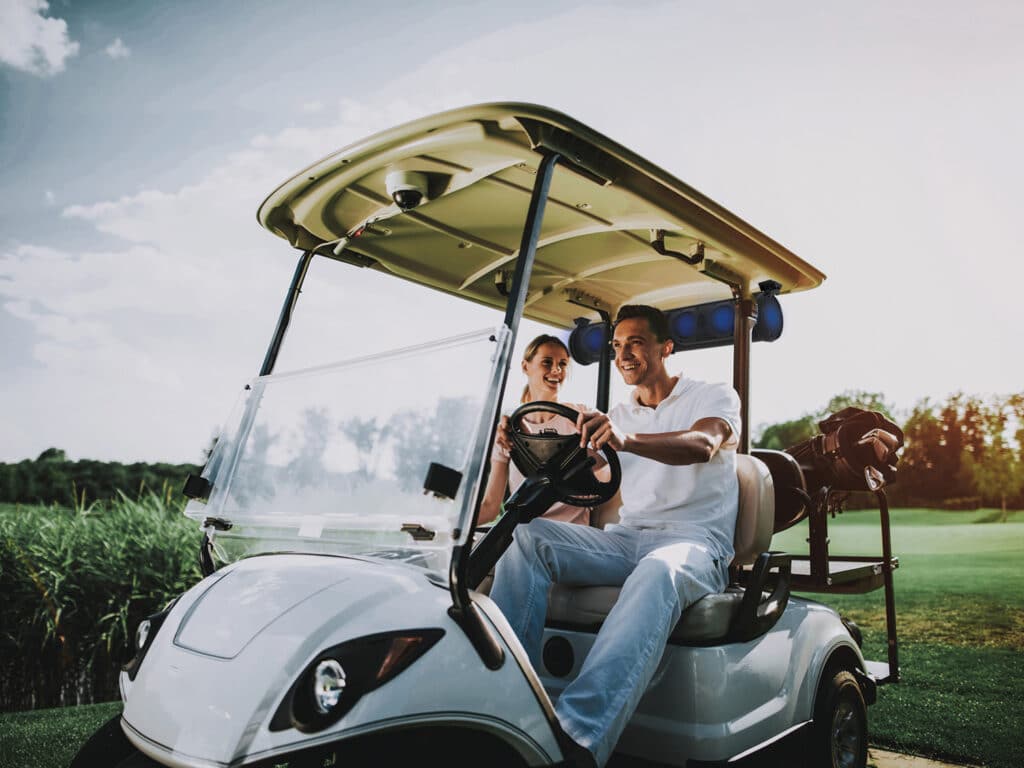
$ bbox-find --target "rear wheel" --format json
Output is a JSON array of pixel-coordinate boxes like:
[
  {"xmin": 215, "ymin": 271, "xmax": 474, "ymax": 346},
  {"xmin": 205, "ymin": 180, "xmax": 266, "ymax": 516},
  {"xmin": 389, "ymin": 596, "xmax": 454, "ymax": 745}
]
[{"xmin": 810, "ymin": 669, "xmax": 868, "ymax": 768}]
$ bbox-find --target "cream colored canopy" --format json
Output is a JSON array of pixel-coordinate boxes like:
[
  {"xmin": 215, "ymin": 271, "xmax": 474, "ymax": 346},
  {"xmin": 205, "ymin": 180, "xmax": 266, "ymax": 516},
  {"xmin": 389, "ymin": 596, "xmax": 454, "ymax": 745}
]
[{"xmin": 258, "ymin": 103, "xmax": 824, "ymax": 329}]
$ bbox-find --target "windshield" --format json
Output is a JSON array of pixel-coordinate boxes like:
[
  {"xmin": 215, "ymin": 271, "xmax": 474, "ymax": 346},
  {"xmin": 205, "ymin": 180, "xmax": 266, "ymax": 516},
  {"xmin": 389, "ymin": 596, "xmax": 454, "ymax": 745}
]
[{"xmin": 185, "ymin": 329, "xmax": 500, "ymax": 578}]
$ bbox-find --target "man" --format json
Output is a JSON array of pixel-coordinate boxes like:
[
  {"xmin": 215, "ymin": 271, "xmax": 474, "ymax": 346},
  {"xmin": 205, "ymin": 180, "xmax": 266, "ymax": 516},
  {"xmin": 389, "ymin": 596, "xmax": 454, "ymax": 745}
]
[{"xmin": 489, "ymin": 305, "xmax": 741, "ymax": 768}]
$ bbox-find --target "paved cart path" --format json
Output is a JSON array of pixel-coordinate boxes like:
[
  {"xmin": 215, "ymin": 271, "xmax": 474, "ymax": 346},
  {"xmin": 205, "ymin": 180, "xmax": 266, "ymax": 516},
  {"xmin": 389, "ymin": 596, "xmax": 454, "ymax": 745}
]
[
  {"xmin": 870, "ymin": 748, "xmax": 981, "ymax": 768},
  {"xmin": 609, "ymin": 745, "xmax": 980, "ymax": 768}
]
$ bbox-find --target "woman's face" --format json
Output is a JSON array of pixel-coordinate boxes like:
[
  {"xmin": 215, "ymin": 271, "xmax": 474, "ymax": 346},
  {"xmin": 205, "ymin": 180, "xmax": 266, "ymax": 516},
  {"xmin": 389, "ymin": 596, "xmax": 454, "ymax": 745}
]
[{"xmin": 522, "ymin": 342, "xmax": 570, "ymax": 401}]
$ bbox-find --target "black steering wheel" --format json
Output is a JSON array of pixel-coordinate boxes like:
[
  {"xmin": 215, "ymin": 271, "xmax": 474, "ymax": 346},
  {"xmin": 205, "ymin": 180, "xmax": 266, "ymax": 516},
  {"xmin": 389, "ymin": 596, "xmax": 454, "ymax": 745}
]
[{"xmin": 507, "ymin": 402, "xmax": 621, "ymax": 508}]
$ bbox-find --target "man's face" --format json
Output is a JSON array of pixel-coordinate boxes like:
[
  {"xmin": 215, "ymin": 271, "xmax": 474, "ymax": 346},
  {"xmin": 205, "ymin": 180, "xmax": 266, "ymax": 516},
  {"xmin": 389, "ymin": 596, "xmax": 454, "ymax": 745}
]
[{"xmin": 612, "ymin": 316, "xmax": 672, "ymax": 387}]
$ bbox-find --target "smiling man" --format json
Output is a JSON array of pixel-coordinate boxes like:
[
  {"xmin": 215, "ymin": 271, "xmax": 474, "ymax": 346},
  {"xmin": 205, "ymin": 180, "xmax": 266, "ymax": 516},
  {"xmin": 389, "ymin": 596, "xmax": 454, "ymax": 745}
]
[{"xmin": 489, "ymin": 304, "xmax": 741, "ymax": 768}]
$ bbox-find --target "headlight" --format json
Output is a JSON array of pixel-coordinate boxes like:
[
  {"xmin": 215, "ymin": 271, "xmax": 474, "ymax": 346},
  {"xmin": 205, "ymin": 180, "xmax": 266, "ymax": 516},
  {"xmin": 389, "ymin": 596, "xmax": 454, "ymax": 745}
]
[
  {"xmin": 273, "ymin": 628, "xmax": 445, "ymax": 733},
  {"xmin": 135, "ymin": 619, "xmax": 152, "ymax": 651},
  {"xmin": 313, "ymin": 660, "xmax": 347, "ymax": 714},
  {"xmin": 122, "ymin": 598, "xmax": 179, "ymax": 681}
]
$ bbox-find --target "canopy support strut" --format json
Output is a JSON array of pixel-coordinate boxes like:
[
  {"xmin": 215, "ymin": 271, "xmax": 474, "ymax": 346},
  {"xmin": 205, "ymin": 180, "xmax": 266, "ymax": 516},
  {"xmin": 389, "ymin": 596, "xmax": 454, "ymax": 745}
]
[
  {"xmin": 596, "ymin": 309, "xmax": 612, "ymax": 413},
  {"xmin": 449, "ymin": 151, "xmax": 561, "ymax": 668},
  {"xmin": 732, "ymin": 293, "xmax": 756, "ymax": 455},
  {"xmin": 260, "ymin": 249, "xmax": 314, "ymax": 376}
]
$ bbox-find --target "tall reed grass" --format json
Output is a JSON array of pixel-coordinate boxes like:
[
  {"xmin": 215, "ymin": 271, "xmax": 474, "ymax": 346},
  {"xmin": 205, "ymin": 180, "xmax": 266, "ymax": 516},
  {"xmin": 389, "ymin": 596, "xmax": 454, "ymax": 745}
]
[{"xmin": 0, "ymin": 494, "xmax": 201, "ymax": 711}]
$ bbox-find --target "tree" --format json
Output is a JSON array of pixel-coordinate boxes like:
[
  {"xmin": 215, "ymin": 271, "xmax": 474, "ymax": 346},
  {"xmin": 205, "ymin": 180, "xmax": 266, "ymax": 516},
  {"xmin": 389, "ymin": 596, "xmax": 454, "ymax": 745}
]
[
  {"xmin": 967, "ymin": 395, "xmax": 1024, "ymax": 519},
  {"xmin": 970, "ymin": 438, "xmax": 1022, "ymax": 520},
  {"xmin": 898, "ymin": 399, "xmax": 944, "ymax": 503},
  {"xmin": 0, "ymin": 464, "xmax": 19, "ymax": 503},
  {"xmin": 285, "ymin": 408, "xmax": 331, "ymax": 489},
  {"xmin": 339, "ymin": 417, "xmax": 387, "ymax": 482},
  {"xmin": 36, "ymin": 447, "xmax": 67, "ymax": 463},
  {"xmin": 896, "ymin": 393, "xmax": 995, "ymax": 505},
  {"xmin": 816, "ymin": 390, "xmax": 896, "ymax": 422},
  {"xmin": 389, "ymin": 397, "xmax": 482, "ymax": 492},
  {"xmin": 754, "ymin": 390, "xmax": 895, "ymax": 452},
  {"xmin": 754, "ymin": 415, "xmax": 816, "ymax": 451}
]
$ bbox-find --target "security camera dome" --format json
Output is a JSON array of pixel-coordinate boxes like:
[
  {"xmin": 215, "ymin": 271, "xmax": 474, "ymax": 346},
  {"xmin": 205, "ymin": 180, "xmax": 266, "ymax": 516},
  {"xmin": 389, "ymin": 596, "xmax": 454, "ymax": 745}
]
[
  {"xmin": 392, "ymin": 188, "xmax": 424, "ymax": 210},
  {"xmin": 385, "ymin": 170, "xmax": 429, "ymax": 211}
]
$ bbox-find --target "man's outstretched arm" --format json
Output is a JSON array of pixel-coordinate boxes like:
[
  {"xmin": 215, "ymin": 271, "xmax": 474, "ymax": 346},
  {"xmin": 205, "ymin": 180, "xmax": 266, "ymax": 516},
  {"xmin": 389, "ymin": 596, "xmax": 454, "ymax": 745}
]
[{"xmin": 577, "ymin": 411, "xmax": 733, "ymax": 466}]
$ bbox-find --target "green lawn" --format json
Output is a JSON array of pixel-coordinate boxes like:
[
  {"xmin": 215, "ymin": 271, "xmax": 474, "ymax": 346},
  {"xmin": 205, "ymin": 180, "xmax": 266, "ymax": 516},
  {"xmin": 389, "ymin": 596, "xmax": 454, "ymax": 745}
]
[
  {"xmin": 0, "ymin": 701, "xmax": 121, "ymax": 768},
  {"xmin": 773, "ymin": 507, "xmax": 1024, "ymax": 767},
  {"xmin": 1, "ymin": 508, "xmax": 1021, "ymax": 768}
]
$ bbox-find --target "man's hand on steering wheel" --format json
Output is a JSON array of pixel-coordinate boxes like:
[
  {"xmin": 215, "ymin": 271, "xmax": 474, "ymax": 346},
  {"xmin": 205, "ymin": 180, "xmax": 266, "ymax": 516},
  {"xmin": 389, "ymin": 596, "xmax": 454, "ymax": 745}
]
[
  {"xmin": 507, "ymin": 402, "xmax": 621, "ymax": 509},
  {"xmin": 575, "ymin": 409, "xmax": 627, "ymax": 452}
]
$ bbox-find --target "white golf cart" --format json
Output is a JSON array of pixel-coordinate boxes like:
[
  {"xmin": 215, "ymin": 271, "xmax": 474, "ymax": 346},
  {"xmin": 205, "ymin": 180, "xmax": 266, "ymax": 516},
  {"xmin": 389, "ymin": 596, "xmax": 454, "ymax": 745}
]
[{"xmin": 72, "ymin": 104, "xmax": 901, "ymax": 768}]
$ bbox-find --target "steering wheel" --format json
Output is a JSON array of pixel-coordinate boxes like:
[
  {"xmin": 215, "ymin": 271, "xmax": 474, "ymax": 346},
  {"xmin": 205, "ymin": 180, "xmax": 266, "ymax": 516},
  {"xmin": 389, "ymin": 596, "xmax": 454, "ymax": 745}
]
[{"xmin": 507, "ymin": 402, "xmax": 621, "ymax": 508}]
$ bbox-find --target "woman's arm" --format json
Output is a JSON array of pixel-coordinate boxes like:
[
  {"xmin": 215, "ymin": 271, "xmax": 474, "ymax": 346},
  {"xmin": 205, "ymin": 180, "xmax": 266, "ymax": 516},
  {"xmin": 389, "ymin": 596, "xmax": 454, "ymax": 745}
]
[
  {"xmin": 478, "ymin": 459, "xmax": 510, "ymax": 525},
  {"xmin": 589, "ymin": 489, "xmax": 622, "ymax": 529}
]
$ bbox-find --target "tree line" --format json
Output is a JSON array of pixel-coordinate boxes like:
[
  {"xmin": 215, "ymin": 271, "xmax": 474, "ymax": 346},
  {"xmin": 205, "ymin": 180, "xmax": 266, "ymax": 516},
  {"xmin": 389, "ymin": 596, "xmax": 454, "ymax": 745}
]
[
  {"xmin": 0, "ymin": 448, "xmax": 200, "ymax": 508},
  {"xmin": 4, "ymin": 389, "xmax": 1021, "ymax": 513},
  {"xmin": 755, "ymin": 390, "xmax": 1024, "ymax": 514}
]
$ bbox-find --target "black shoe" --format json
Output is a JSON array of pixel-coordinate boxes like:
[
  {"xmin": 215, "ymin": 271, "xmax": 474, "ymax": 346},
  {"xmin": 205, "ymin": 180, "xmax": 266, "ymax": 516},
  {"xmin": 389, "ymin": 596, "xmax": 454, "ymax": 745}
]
[{"xmin": 550, "ymin": 717, "xmax": 597, "ymax": 768}]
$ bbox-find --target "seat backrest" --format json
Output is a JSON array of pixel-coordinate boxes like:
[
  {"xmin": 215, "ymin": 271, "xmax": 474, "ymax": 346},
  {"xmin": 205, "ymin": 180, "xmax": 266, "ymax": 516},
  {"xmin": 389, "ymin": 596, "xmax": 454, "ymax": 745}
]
[
  {"xmin": 733, "ymin": 454, "xmax": 775, "ymax": 566},
  {"xmin": 751, "ymin": 448, "xmax": 809, "ymax": 533}
]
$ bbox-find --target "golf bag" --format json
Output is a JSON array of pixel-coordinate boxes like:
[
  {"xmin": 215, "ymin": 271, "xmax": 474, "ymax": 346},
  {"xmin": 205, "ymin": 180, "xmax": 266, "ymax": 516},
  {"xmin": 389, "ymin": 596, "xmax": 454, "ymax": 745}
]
[{"xmin": 787, "ymin": 407, "xmax": 905, "ymax": 492}]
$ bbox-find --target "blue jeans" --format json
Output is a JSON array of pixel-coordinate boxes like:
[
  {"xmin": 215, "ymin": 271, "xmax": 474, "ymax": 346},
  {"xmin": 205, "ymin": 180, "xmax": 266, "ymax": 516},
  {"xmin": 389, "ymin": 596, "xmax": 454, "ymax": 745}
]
[{"xmin": 489, "ymin": 517, "xmax": 726, "ymax": 767}]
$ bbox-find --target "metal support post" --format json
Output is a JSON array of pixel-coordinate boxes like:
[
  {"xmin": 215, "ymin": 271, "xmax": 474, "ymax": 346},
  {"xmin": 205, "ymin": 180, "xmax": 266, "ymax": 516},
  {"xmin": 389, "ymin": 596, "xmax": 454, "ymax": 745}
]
[
  {"xmin": 876, "ymin": 489, "xmax": 900, "ymax": 682},
  {"xmin": 596, "ymin": 309, "xmax": 612, "ymax": 413},
  {"xmin": 732, "ymin": 296, "xmax": 757, "ymax": 455},
  {"xmin": 260, "ymin": 250, "xmax": 314, "ymax": 377},
  {"xmin": 451, "ymin": 152, "xmax": 561, "ymax": 621}
]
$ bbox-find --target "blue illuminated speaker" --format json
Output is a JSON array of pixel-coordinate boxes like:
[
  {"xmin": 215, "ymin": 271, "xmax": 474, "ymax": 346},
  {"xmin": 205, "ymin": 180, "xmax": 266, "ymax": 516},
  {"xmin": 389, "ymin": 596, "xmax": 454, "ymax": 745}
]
[
  {"xmin": 568, "ymin": 320, "xmax": 609, "ymax": 366},
  {"xmin": 665, "ymin": 301, "xmax": 733, "ymax": 351},
  {"xmin": 752, "ymin": 292, "xmax": 783, "ymax": 342},
  {"xmin": 665, "ymin": 286, "xmax": 783, "ymax": 352}
]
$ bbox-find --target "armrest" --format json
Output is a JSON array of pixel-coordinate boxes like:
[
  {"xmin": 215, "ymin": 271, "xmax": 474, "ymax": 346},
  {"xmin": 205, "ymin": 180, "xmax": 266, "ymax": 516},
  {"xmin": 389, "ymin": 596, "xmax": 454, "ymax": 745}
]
[{"xmin": 732, "ymin": 551, "xmax": 792, "ymax": 642}]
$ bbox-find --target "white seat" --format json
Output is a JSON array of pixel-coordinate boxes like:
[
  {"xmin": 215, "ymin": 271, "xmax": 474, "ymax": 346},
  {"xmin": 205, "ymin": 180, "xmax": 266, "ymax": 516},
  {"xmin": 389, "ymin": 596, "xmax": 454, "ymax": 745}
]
[{"xmin": 545, "ymin": 454, "xmax": 776, "ymax": 644}]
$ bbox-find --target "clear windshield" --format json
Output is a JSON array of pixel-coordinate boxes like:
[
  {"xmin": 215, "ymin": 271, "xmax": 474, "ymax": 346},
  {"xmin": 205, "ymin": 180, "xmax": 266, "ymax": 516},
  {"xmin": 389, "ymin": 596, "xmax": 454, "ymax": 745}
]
[{"xmin": 185, "ymin": 329, "xmax": 499, "ymax": 578}]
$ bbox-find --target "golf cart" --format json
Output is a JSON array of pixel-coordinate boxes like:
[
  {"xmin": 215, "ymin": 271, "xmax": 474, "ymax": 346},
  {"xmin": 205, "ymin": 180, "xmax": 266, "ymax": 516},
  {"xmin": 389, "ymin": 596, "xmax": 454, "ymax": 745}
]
[{"xmin": 73, "ymin": 104, "xmax": 901, "ymax": 768}]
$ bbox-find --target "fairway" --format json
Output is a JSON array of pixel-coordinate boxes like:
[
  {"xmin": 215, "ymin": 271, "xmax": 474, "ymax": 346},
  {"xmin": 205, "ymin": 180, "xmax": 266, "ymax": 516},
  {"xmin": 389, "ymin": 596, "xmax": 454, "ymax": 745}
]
[
  {"xmin": 774, "ymin": 507, "xmax": 1024, "ymax": 649},
  {"xmin": 774, "ymin": 507, "xmax": 1024, "ymax": 767},
  {"xmin": 1, "ymin": 508, "xmax": 1021, "ymax": 768}
]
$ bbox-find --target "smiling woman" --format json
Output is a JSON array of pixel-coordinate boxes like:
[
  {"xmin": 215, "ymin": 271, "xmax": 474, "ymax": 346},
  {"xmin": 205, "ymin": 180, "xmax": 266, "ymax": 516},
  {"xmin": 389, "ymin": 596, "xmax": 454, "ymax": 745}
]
[
  {"xmin": 519, "ymin": 334, "xmax": 571, "ymax": 404},
  {"xmin": 478, "ymin": 333, "xmax": 600, "ymax": 526}
]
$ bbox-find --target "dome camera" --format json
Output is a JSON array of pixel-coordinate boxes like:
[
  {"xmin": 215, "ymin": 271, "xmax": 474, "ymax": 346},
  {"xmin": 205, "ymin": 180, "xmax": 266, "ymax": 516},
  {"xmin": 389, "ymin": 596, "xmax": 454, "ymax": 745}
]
[{"xmin": 385, "ymin": 170, "xmax": 429, "ymax": 211}]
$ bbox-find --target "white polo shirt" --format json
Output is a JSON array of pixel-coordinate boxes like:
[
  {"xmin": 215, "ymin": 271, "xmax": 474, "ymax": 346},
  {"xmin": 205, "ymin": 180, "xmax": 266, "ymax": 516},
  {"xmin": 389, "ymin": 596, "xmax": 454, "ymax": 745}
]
[{"xmin": 609, "ymin": 376, "xmax": 741, "ymax": 563}]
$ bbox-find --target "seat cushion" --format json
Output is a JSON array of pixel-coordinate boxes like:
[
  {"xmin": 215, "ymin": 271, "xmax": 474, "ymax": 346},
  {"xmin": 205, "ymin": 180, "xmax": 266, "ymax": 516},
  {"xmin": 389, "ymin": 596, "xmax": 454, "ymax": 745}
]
[{"xmin": 547, "ymin": 583, "xmax": 745, "ymax": 643}]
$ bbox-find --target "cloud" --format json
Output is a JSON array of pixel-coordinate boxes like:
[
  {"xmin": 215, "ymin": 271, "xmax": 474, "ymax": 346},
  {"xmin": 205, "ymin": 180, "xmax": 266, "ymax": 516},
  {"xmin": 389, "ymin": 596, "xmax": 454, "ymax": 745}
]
[
  {"xmin": 0, "ymin": 0, "xmax": 79, "ymax": 76},
  {"xmin": 3, "ymin": 3, "xmax": 1024, "ymax": 462},
  {"xmin": 104, "ymin": 37, "xmax": 130, "ymax": 60},
  {"xmin": 0, "ymin": 96, "xmax": 477, "ymax": 461},
  {"xmin": 44, "ymin": 189, "xmax": 55, "ymax": 206},
  {"xmin": 301, "ymin": 100, "xmax": 323, "ymax": 113}
]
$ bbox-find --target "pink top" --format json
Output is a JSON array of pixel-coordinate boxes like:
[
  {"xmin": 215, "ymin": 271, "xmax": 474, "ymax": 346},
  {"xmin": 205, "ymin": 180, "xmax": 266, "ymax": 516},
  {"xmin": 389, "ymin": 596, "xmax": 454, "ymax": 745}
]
[{"xmin": 491, "ymin": 403, "xmax": 592, "ymax": 525}]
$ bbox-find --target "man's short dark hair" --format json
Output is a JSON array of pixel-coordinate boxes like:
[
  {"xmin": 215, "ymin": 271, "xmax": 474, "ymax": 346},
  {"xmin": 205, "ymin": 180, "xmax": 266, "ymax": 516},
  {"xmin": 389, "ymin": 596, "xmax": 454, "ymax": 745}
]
[{"xmin": 614, "ymin": 305, "xmax": 670, "ymax": 343}]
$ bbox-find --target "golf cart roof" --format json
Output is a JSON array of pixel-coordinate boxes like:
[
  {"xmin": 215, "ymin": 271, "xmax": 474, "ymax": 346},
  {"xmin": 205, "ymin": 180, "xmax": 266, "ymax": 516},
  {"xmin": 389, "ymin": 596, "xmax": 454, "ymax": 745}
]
[{"xmin": 258, "ymin": 103, "xmax": 825, "ymax": 328}]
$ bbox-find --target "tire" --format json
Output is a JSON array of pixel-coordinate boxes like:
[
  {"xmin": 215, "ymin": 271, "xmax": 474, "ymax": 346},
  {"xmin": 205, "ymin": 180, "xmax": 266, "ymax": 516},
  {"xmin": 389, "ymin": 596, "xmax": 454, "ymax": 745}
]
[
  {"xmin": 809, "ymin": 669, "xmax": 868, "ymax": 768},
  {"xmin": 68, "ymin": 714, "xmax": 159, "ymax": 768}
]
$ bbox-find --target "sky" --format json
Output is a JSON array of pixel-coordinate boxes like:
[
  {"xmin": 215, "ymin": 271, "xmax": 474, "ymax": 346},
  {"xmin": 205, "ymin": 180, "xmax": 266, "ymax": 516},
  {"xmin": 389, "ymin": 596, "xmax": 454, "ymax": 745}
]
[{"xmin": 1, "ymin": 0, "xmax": 1022, "ymax": 464}]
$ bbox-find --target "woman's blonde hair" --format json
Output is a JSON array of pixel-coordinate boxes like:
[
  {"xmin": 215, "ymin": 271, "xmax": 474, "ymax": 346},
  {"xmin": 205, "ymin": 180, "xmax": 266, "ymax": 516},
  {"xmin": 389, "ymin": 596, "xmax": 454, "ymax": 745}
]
[{"xmin": 520, "ymin": 334, "xmax": 570, "ymax": 403}]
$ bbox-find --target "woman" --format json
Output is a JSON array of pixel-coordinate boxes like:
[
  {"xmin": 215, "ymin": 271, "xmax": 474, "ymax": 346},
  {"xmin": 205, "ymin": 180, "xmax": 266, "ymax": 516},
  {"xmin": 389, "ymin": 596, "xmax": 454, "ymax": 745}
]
[{"xmin": 478, "ymin": 334, "xmax": 598, "ymax": 526}]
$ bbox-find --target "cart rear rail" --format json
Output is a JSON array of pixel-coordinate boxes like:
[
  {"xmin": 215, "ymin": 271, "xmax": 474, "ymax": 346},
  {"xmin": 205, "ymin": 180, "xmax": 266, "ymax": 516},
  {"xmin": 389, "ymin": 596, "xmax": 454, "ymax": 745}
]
[{"xmin": 747, "ymin": 449, "xmax": 901, "ymax": 685}]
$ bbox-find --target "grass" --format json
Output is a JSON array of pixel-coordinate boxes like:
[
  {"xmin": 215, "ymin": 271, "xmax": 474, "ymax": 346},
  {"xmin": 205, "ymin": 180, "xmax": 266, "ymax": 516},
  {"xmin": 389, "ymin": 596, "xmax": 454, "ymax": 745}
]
[
  {"xmin": 0, "ymin": 507, "xmax": 1020, "ymax": 768},
  {"xmin": 773, "ymin": 507, "xmax": 1024, "ymax": 651},
  {"xmin": 0, "ymin": 496, "xmax": 201, "ymax": 710},
  {"xmin": 0, "ymin": 701, "xmax": 120, "ymax": 768},
  {"xmin": 772, "ymin": 507, "xmax": 1024, "ymax": 767}
]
